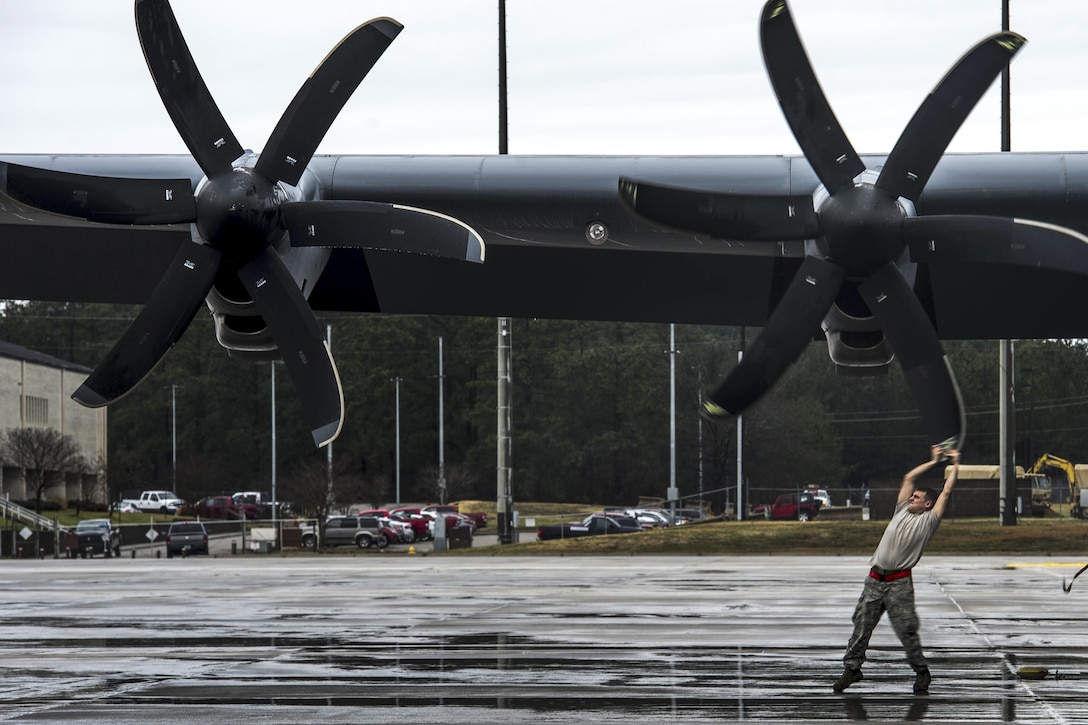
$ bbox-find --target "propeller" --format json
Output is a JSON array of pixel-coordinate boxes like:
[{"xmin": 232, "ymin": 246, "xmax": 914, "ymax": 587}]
[
  {"xmin": 5, "ymin": 0, "xmax": 484, "ymax": 448},
  {"xmin": 618, "ymin": 0, "xmax": 1065, "ymax": 449}
]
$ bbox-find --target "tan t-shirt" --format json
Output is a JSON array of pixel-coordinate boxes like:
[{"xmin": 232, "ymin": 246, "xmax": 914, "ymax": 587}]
[{"xmin": 870, "ymin": 499, "xmax": 940, "ymax": 572}]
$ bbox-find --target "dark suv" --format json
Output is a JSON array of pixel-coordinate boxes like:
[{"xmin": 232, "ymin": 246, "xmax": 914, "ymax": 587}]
[
  {"xmin": 165, "ymin": 521, "xmax": 210, "ymax": 557},
  {"xmin": 321, "ymin": 516, "xmax": 390, "ymax": 549}
]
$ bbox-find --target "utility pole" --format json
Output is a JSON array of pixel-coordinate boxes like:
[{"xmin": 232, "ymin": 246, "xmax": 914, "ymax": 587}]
[
  {"xmin": 167, "ymin": 384, "xmax": 179, "ymax": 494},
  {"xmin": 270, "ymin": 362, "xmax": 277, "ymax": 524},
  {"xmin": 392, "ymin": 376, "xmax": 402, "ymax": 506},
  {"xmin": 437, "ymin": 337, "xmax": 446, "ymax": 504},
  {"xmin": 497, "ymin": 318, "xmax": 514, "ymax": 543},
  {"xmin": 736, "ymin": 326, "xmax": 746, "ymax": 520},
  {"xmin": 999, "ymin": 0, "xmax": 1017, "ymax": 526},
  {"xmin": 496, "ymin": 0, "xmax": 514, "ymax": 544},
  {"xmin": 667, "ymin": 324, "xmax": 679, "ymax": 520},
  {"xmin": 326, "ymin": 325, "xmax": 333, "ymax": 507}
]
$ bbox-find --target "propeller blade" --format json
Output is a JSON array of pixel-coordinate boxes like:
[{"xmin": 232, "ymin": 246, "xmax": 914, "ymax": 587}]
[
  {"xmin": 704, "ymin": 256, "xmax": 845, "ymax": 419},
  {"xmin": 877, "ymin": 33, "xmax": 1026, "ymax": 201},
  {"xmin": 1, "ymin": 162, "xmax": 195, "ymax": 225},
  {"xmin": 857, "ymin": 263, "xmax": 965, "ymax": 447},
  {"xmin": 236, "ymin": 248, "xmax": 344, "ymax": 448},
  {"xmin": 135, "ymin": 0, "xmax": 244, "ymax": 177},
  {"xmin": 281, "ymin": 201, "xmax": 485, "ymax": 262},
  {"xmin": 618, "ymin": 178, "xmax": 819, "ymax": 241},
  {"xmin": 905, "ymin": 215, "xmax": 1088, "ymax": 273},
  {"xmin": 72, "ymin": 242, "xmax": 221, "ymax": 407},
  {"xmin": 759, "ymin": 0, "xmax": 863, "ymax": 195},
  {"xmin": 255, "ymin": 18, "xmax": 403, "ymax": 187}
]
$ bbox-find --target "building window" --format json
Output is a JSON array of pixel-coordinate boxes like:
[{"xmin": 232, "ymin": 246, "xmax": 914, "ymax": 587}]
[{"xmin": 25, "ymin": 395, "xmax": 48, "ymax": 425}]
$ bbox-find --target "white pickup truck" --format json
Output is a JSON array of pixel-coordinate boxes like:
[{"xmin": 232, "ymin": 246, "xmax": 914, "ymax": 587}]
[{"xmin": 118, "ymin": 490, "xmax": 184, "ymax": 514}]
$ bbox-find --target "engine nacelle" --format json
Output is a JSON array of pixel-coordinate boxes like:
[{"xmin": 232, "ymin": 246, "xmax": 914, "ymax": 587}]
[{"xmin": 203, "ymin": 166, "xmax": 330, "ymax": 361}]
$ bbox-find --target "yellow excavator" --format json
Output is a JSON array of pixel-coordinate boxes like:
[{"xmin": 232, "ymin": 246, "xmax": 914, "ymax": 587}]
[{"xmin": 1026, "ymin": 454, "xmax": 1088, "ymax": 519}]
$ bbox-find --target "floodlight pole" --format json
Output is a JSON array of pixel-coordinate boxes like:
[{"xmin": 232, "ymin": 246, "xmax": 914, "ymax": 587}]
[
  {"xmin": 736, "ymin": 326, "xmax": 746, "ymax": 520},
  {"xmin": 326, "ymin": 324, "xmax": 333, "ymax": 505},
  {"xmin": 667, "ymin": 324, "xmax": 679, "ymax": 519},
  {"xmin": 393, "ymin": 376, "xmax": 402, "ymax": 506},
  {"xmin": 168, "ymin": 384, "xmax": 178, "ymax": 494},
  {"xmin": 270, "ymin": 361, "xmax": 277, "ymax": 524},
  {"xmin": 496, "ymin": 0, "xmax": 515, "ymax": 544},
  {"xmin": 999, "ymin": 0, "xmax": 1018, "ymax": 526},
  {"xmin": 437, "ymin": 337, "xmax": 446, "ymax": 504},
  {"xmin": 497, "ymin": 318, "xmax": 514, "ymax": 544}
]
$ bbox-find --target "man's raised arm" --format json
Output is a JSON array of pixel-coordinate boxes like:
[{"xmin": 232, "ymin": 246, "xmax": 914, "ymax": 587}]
[
  {"xmin": 898, "ymin": 446, "xmax": 943, "ymax": 505},
  {"xmin": 932, "ymin": 449, "xmax": 961, "ymax": 520}
]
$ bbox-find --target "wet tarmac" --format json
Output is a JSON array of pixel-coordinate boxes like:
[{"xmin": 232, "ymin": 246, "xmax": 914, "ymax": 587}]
[{"xmin": 1, "ymin": 553, "xmax": 1087, "ymax": 723}]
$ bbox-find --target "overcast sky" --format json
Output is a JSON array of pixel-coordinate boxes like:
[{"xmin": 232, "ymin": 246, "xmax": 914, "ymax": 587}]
[{"xmin": 1, "ymin": 1, "xmax": 1085, "ymax": 157}]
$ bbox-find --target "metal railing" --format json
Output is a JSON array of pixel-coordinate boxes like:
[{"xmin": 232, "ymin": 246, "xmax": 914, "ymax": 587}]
[{"xmin": 0, "ymin": 496, "xmax": 69, "ymax": 533}]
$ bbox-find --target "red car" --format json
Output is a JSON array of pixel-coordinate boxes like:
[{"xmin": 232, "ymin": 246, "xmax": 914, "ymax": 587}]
[
  {"xmin": 422, "ymin": 504, "xmax": 487, "ymax": 530},
  {"xmin": 386, "ymin": 508, "xmax": 431, "ymax": 541},
  {"xmin": 190, "ymin": 495, "xmax": 259, "ymax": 520},
  {"xmin": 752, "ymin": 493, "xmax": 822, "ymax": 522}
]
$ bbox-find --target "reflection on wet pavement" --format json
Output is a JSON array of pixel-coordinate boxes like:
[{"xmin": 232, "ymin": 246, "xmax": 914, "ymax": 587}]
[{"xmin": 0, "ymin": 555, "xmax": 1086, "ymax": 722}]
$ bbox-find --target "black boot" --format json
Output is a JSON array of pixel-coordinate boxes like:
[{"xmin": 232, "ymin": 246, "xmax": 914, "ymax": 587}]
[
  {"xmin": 913, "ymin": 667, "xmax": 931, "ymax": 693},
  {"xmin": 833, "ymin": 668, "xmax": 863, "ymax": 692}
]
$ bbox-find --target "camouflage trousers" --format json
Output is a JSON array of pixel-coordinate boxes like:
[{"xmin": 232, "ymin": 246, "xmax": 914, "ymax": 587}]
[{"xmin": 842, "ymin": 574, "xmax": 928, "ymax": 672}]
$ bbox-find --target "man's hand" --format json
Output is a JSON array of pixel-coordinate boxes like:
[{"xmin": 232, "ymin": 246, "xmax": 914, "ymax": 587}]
[{"xmin": 933, "ymin": 449, "xmax": 961, "ymax": 520}]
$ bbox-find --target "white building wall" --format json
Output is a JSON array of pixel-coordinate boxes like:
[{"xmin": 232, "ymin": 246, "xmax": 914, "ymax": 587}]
[{"xmin": 0, "ymin": 348, "xmax": 106, "ymax": 505}]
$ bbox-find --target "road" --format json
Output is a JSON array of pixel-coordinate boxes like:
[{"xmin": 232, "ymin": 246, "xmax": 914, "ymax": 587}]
[{"xmin": 1, "ymin": 554, "xmax": 1086, "ymax": 723}]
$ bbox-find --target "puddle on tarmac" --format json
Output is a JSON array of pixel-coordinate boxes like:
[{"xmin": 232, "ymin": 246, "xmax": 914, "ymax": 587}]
[{"xmin": 5, "ymin": 629, "xmax": 1088, "ymax": 721}]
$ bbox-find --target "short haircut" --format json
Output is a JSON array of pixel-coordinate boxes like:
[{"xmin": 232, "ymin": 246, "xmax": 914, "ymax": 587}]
[{"xmin": 916, "ymin": 487, "xmax": 939, "ymax": 504}]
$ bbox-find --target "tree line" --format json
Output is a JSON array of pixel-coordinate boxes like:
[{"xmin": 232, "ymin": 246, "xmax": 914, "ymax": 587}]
[{"xmin": 1, "ymin": 301, "xmax": 1086, "ymax": 515}]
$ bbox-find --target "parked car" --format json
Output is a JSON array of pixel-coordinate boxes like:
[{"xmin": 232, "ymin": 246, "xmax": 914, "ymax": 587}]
[
  {"xmin": 321, "ymin": 516, "xmax": 389, "ymax": 549},
  {"xmin": 537, "ymin": 514, "xmax": 644, "ymax": 541},
  {"xmin": 807, "ymin": 488, "xmax": 833, "ymax": 508},
  {"xmin": 191, "ymin": 495, "xmax": 259, "ymax": 520},
  {"xmin": 460, "ymin": 511, "xmax": 488, "ymax": 529},
  {"xmin": 675, "ymin": 507, "xmax": 710, "ymax": 523},
  {"xmin": 73, "ymin": 519, "xmax": 121, "ymax": 558},
  {"xmin": 752, "ymin": 493, "xmax": 822, "ymax": 521},
  {"xmin": 388, "ymin": 518, "xmax": 415, "ymax": 543},
  {"xmin": 421, "ymin": 504, "xmax": 486, "ymax": 528},
  {"xmin": 233, "ymin": 491, "xmax": 290, "ymax": 517},
  {"xmin": 416, "ymin": 509, "xmax": 471, "ymax": 537},
  {"xmin": 422, "ymin": 504, "xmax": 458, "ymax": 516},
  {"xmin": 627, "ymin": 509, "xmax": 671, "ymax": 529},
  {"xmin": 165, "ymin": 521, "xmax": 209, "ymax": 557},
  {"xmin": 388, "ymin": 508, "xmax": 432, "ymax": 540},
  {"xmin": 118, "ymin": 490, "xmax": 183, "ymax": 514},
  {"xmin": 357, "ymin": 511, "xmax": 414, "ymax": 543}
]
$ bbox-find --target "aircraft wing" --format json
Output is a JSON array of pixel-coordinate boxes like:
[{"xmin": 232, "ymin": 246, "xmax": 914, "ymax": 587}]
[
  {"xmin": 4, "ymin": 151, "xmax": 1088, "ymax": 339},
  {"xmin": 0, "ymin": 188, "xmax": 186, "ymax": 305},
  {"xmin": 308, "ymin": 152, "xmax": 1088, "ymax": 340}
]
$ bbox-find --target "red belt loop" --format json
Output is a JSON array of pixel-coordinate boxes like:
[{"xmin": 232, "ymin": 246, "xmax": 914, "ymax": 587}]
[{"xmin": 870, "ymin": 568, "xmax": 912, "ymax": 582}]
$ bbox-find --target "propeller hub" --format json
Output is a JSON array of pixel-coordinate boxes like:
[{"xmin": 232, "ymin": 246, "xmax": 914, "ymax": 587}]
[
  {"xmin": 817, "ymin": 184, "xmax": 904, "ymax": 277},
  {"xmin": 195, "ymin": 168, "xmax": 281, "ymax": 259}
]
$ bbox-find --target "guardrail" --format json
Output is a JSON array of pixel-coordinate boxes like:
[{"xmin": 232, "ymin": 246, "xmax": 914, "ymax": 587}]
[{"xmin": 0, "ymin": 497, "xmax": 69, "ymax": 533}]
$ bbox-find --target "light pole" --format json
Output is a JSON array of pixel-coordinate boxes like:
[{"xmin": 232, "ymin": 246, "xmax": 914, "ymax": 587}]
[
  {"xmin": 392, "ymin": 376, "xmax": 402, "ymax": 506},
  {"xmin": 326, "ymin": 324, "xmax": 334, "ymax": 508},
  {"xmin": 167, "ymin": 384, "xmax": 180, "ymax": 494},
  {"xmin": 497, "ymin": 318, "xmax": 513, "ymax": 543},
  {"xmin": 437, "ymin": 338, "xmax": 446, "ymax": 504},
  {"xmin": 1024, "ymin": 367, "xmax": 1035, "ymax": 466},
  {"xmin": 270, "ymin": 362, "xmax": 278, "ymax": 524},
  {"xmin": 667, "ymin": 324, "xmax": 679, "ymax": 520}
]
